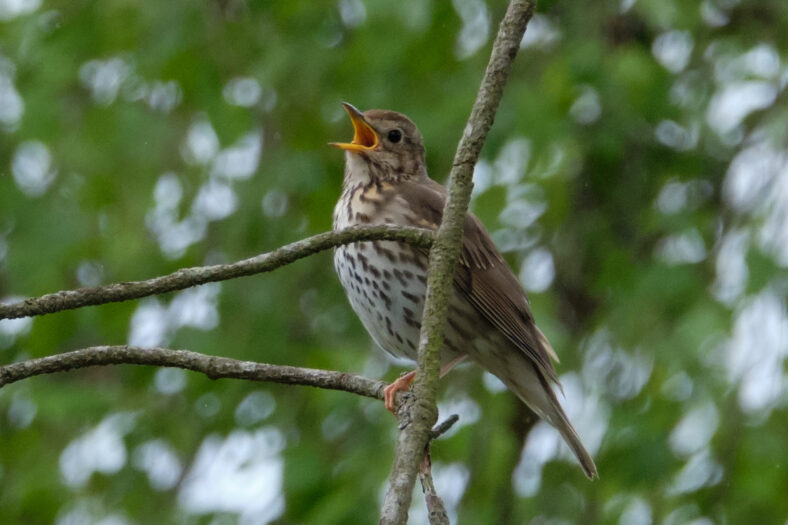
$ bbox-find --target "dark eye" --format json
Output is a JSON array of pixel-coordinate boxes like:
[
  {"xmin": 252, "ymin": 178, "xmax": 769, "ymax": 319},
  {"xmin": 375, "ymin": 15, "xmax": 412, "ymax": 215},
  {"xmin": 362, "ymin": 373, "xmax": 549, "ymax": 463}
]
[{"xmin": 387, "ymin": 129, "xmax": 402, "ymax": 143}]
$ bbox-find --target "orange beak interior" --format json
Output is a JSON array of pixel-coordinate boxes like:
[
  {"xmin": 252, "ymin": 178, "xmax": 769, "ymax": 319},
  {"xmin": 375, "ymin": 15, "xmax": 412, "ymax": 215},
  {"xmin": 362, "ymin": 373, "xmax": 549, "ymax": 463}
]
[{"xmin": 330, "ymin": 103, "xmax": 379, "ymax": 152}]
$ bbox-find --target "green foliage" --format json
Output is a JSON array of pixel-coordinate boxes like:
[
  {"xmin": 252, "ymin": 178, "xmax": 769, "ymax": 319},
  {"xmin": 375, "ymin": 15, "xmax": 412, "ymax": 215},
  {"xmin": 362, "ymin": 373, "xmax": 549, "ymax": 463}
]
[{"xmin": 2, "ymin": 0, "xmax": 787, "ymax": 523}]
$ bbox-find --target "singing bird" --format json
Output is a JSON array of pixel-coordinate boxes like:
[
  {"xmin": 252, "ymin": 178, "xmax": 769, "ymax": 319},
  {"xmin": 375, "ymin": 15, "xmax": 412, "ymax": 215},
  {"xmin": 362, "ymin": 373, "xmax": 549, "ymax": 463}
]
[{"xmin": 330, "ymin": 102, "xmax": 597, "ymax": 479}]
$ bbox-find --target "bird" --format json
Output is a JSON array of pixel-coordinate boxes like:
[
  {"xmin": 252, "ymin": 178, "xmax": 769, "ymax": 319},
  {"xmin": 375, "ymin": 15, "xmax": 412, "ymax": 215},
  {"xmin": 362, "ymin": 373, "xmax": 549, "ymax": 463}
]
[{"xmin": 330, "ymin": 102, "xmax": 598, "ymax": 479}]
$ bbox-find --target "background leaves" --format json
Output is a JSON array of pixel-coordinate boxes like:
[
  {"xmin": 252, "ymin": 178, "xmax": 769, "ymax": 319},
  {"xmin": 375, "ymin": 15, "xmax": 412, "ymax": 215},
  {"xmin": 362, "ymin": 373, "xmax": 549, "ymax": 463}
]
[{"xmin": 1, "ymin": 0, "xmax": 787, "ymax": 523}]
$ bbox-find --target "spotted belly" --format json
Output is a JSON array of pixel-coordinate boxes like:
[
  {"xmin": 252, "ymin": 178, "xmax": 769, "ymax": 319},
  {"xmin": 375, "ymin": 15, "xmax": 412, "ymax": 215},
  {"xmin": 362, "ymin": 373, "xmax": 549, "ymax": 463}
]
[{"xmin": 334, "ymin": 240, "xmax": 475, "ymax": 367}]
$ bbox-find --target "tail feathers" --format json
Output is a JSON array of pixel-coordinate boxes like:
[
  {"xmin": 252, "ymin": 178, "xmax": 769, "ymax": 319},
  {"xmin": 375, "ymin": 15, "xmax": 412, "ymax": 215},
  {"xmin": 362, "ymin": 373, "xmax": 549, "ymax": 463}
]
[
  {"xmin": 502, "ymin": 362, "xmax": 598, "ymax": 479},
  {"xmin": 549, "ymin": 407, "xmax": 598, "ymax": 479}
]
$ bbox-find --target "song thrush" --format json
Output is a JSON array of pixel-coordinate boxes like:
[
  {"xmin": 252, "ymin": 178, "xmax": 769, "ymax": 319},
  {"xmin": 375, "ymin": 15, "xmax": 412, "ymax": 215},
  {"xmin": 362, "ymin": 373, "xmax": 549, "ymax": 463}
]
[{"xmin": 330, "ymin": 102, "xmax": 598, "ymax": 479}]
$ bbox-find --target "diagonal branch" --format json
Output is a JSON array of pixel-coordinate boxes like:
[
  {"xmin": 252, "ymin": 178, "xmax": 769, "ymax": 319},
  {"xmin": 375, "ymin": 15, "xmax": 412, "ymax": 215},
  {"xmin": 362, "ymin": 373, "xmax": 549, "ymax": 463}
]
[
  {"xmin": 0, "ymin": 345, "xmax": 389, "ymax": 398},
  {"xmin": 379, "ymin": 1, "xmax": 535, "ymax": 523},
  {"xmin": 0, "ymin": 225, "xmax": 434, "ymax": 321}
]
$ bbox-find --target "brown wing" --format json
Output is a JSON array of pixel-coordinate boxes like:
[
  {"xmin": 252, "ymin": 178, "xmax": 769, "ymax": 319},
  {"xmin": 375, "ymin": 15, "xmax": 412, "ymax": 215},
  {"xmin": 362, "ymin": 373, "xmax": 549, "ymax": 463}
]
[{"xmin": 398, "ymin": 178, "xmax": 560, "ymax": 384}]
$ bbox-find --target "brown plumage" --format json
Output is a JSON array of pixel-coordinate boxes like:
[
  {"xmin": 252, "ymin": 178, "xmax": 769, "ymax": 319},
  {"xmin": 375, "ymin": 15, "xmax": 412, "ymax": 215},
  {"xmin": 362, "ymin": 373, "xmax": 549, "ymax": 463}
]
[{"xmin": 331, "ymin": 103, "xmax": 598, "ymax": 479}]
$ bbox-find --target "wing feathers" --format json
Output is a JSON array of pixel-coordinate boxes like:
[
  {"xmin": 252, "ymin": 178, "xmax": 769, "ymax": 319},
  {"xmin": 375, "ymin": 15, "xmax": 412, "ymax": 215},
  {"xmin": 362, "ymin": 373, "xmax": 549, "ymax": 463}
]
[{"xmin": 397, "ymin": 179, "xmax": 561, "ymax": 384}]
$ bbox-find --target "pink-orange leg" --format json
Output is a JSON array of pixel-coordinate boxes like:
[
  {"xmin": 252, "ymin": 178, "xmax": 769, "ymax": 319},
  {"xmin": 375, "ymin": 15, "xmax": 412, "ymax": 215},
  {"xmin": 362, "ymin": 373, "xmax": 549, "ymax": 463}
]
[
  {"xmin": 384, "ymin": 370, "xmax": 416, "ymax": 412},
  {"xmin": 383, "ymin": 354, "xmax": 468, "ymax": 413}
]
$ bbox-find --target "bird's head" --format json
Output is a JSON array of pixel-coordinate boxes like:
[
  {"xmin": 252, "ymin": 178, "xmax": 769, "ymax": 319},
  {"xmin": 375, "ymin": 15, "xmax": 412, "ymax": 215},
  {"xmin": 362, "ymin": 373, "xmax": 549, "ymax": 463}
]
[{"xmin": 331, "ymin": 102, "xmax": 427, "ymax": 182}]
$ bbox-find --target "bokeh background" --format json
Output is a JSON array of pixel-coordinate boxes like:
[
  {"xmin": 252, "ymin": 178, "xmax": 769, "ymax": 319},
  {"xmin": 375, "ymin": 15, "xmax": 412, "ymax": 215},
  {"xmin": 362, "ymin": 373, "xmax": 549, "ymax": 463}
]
[{"xmin": 1, "ymin": 0, "xmax": 787, "ymax": 523}]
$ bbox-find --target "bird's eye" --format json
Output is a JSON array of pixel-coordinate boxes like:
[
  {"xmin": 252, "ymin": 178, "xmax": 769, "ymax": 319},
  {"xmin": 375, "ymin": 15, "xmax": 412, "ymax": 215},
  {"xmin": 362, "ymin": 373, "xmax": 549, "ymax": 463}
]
[{"xmin": 387, "ymin": 129, "xmax": 402, "ymax": 143}]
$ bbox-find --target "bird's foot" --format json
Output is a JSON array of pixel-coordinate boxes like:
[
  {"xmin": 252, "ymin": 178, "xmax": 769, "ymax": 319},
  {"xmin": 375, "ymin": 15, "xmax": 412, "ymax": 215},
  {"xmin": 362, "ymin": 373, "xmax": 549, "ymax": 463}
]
[{"xmin": 384, "ymin": 370, "xmax": 416, "ymax": 413}]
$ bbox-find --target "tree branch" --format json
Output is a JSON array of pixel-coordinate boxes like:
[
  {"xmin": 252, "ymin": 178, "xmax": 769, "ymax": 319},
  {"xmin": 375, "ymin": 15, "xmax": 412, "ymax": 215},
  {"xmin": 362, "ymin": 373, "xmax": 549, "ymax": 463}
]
[
  {"xmin": 0, "ymin": 225, "xmax": 434, "ymax": 321},
  {"xmin": 0, "ymin": 345, "xmax": 389, "ymax": 399},
  {"xmin": 379, "ymin": 1, "xmax": 535, "ymax": 523},
  {"xmin": 419, "ymin": 415, "xmax": 460, "ymax": 525}
]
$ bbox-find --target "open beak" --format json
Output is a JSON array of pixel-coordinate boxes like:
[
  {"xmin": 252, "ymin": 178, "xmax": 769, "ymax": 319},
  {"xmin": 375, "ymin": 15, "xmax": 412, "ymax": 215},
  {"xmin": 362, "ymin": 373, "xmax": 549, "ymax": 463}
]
[{"xmin": 330, "ymin": 102, "xmax": 379, "ymax": 153}]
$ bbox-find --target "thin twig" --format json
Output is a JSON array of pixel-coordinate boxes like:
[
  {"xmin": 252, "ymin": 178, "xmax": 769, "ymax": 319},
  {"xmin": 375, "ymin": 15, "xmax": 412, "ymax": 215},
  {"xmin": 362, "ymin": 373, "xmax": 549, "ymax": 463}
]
[
  {"xmin": 0, "ymin": 225, "xmax": 434, "ymax": 321},
  {"xmin": 430, "ymin": 414, "xmax": 460, "ymax": 440},
  {"xmin": 379, "ymin": 1, "xmax": 535, "ymax": 523},
  {"xmin": 417, "ymin": 416, "xmax": 460, "ymax": 525},
  {"xmin": 419, "ymin": 452, "xmax": 449, "ymax": 525}
]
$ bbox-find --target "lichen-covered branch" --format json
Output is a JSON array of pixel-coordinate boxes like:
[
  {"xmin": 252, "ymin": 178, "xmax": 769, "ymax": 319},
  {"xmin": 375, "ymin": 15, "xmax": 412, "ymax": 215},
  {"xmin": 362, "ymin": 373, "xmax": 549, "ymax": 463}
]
[
  {"xmin": 0, "ymin": 345, "xmax": 389, "ymax": 398},
  {"xmin": 379, "ymin": 1, "xmax": 535, "ymax": 523},
  {"xmin": 0, "ymin": 225, "xmax": 433, "ymax": 321}
]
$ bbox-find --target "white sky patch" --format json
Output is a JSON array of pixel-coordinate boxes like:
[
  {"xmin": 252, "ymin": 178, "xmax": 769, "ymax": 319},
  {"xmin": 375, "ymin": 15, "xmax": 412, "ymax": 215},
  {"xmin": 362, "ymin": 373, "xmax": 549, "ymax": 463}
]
[
  {"xmin": 582, "ymin": 330, "xmax": 653, "ymax": 401},
  {"xmin": 482, "ymin": 371, "xmax": 507, "ymax": 393},
  {"xmin": 182, "ymin": 115, "xmax": 220, "ymax": 165},
  {"xmin": 78, "ymin": 55, "xmax": 181, "ymax": 112},
  {"xmin": 471, "ymin": 159, "xmax": 493, "ymax": 198},
  {"xmin": 79, "ymin": 57, "xmax": 131, "ymax": 106},
  {"xmin": 654, "ymin": 178, "xmax": 712, "ymax": 214},
  {"xmin": 154, "ymin": 368, "xmax": 187, "ymax": 395},
  {"xmin": 619, "ymin": 496, "xmax": 652, "ymax": 525},
  {"xmin": 513, "ymin": 421, "xmax": 560, "ymax": 496},
  {"xmin": 0, "ymin": 295, "xmax": 33, "ymax": 349},
  {"xmin": 59, "ymin": 413, "xmax": 137, "ymax": 487},
  {"xmin": 11, "ymin": 141, "xmax": 57, "ymax": 197},
  {"xmin": 709, "ymin": 42, "xmax": 781, "ymax": 84},
  {"xmin": 655, "ymin": 119, "xmax": 698, "ymax": 151},
  {"xmin": 519, "ymin": 247, "xmax": 555, "ymax": 293},
  {"xmin": 128, "ymin": 285, "xmax": 221, "ymax": 348},
  {"xmin": 211, "ymin": 130, "xmax": 262, "ymax": 180},
  {"xmin": 168, "ymin": 283, "xmax": 221, "ymax": 331},
  {"xmin": 723, "ymin": 142, "xmax": 780, "ymax": 213},
  {"xmin": 146, "ymin": 80, "xmax": 181, "ymax": 113},
  {"xmin": 670, "ymin": 400, "xmax": 719, "ymax": 457},
  {"xmin": 8, "ymin": 393, "xmax": 37, "ymax": 429},
  {"xmin": 724, "ymin": 289, "xmax": 788, "ymax": 414},
  {"xmin": 494, "ymin": 137, "xmax": 531, "ymax": 186},
  {"xmin": 0, "ymin": 60, "xmax": 23, "ymax": 129},
  {"xmin": 338, "ymin": 0, "xmax": 366, "ymax": 28},
  {"xmin": 452, "ymin": 0, "xmax": 490, "ymax": 59},
  {"xmin": 661, "ymin": 370, "xmax": 695, "ymax": 402},
  {"xmin": 56, "ymin": 503, "xmax": 133, "ymax": 525},
  {"xmin": 701, "ymin": 0, "xmax": 729, "ymax": 27},
  {"xmin": 706, "ymin": 81, "xmax": 776, "ymax": 135},
  {"xmin": 223, "ymin": 77, "xmax": 262, "ymax": 107},
  {"xmin": 723, "ymin": 141, "xmax": 788, "ymax": 266},
  {"xmin": 570, "ymin": 85, "xmax": 602, "ymax": 125},
  {"xmin": 178, "ymin": 428, "xmax": 285, "ymax": 524},
  {"xmin": 0, "ymin": 0, "xmax": 41, "ymax": 20},
  {"xmin": 667, "ymin": 449, "xmax": 723, "ymax": 495},
  {"xmin": 670, "ymin": 70, "xmax": 706, "ymax": 109},
  {"xmin": 128, "ymin": 299, "xmax": 170, "ymax": 347},
  {"xmin": 191, "ymin": 179, "xmax": 238, "ymax": 221},
  {"xmin": 133, "ymin": 439, "xmax": 183, "ymax": 491},
  {"xmin": 520, "ymin": 14, "xmax": 561, "ymax": 49},
  {"xmin": 756, "ymin": 163, "xmax": 788, "ymax": 265},
  {"xmin": 710, "ymin": 228, "xmax": 749, "ymax": 305},
  {"xmin": 736, "ymin": 43, "xmax": 781, "ymax": 80},
  {"xmin": 76, "ymin": 260, "xmax": 104, "ymax": 287},
  {"xmin": 652, "ymin": 30, "xmax": 694, "ymax": 73},
  {"xmin": 499, "ymin": 195, "xmax": 546, "ymax": 229},
  {"xmin": 655, "ymin": 228, "xmax": 707, "ymax": 265},
  {"xmin": 491, "ymin": 226, "xmax": 541, "ymax": 256},
  {"xmin": 436, "ymin": 395, "xmax": 481, "ymax": 438},
  {"xmin": 235, "ymin": 391, "xmax": 276, "ymax": 427},
  {"xmin": 145, "ymin": 172, "xmax": 206, "ymax": 259}
]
